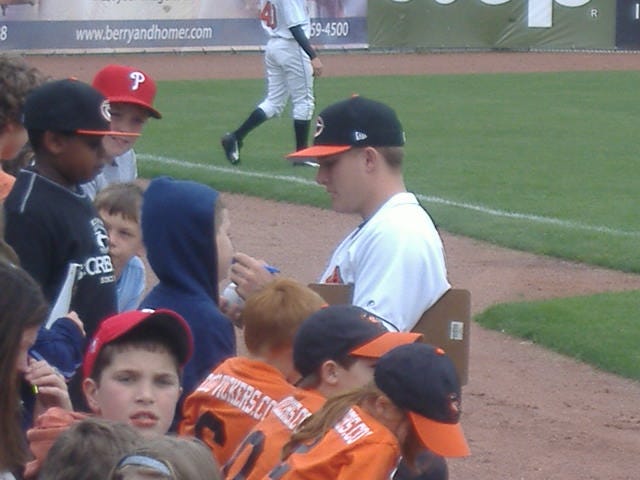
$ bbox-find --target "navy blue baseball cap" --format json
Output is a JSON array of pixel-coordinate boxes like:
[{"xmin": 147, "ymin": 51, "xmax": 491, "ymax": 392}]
[
  {"xmin": 293, "ymin": 304, "xmax": 421, "ymax": 378},
  {"xmin": 23, "ymin": 78, "xmax": 140, "ymax": 137},
  {"xmin": 375, "ymin": 343, "xmax": 470, "ymax": 458},
  {"xmin": 287, "ymin": 95, "xmax": 405, "ymax": 159}
]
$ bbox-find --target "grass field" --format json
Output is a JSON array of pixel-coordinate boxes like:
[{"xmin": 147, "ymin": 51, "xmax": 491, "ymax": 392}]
[{"xmin": 137, "ymin": 70, "xmax": 640, "ymax": 380}]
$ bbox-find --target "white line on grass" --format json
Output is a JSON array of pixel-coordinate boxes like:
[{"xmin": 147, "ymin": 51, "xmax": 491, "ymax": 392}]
[{"xmin": 139, "ymin": 154, "xmax": 640, "ymax": 239}]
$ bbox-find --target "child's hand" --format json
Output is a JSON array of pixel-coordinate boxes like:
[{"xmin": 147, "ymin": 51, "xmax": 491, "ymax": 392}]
[
  {"xmin": 219, "ymin": 293, "xmax": 244, "ymax": 328},
  {"xmin": 25, "ymin": 358, "xmax": 72, "ymax": 417},
  {"xmin": 65, "ymin": 311, "xmax": 86, "ymax": 337}
]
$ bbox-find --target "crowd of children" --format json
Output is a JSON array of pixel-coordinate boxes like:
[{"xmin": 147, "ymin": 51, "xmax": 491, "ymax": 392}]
[{"xmin": 0, "ymin": 53, "xmax": 469, "ymax": 480}]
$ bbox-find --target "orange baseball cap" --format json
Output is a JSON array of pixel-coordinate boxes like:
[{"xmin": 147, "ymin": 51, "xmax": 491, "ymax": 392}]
[
  {"xmin": 93, "ymin": 64, "xmax": 162, "ymax": 119},
  {"xmin": 350, "ymin": 331, "xmax": 422, "ymax": 358}
]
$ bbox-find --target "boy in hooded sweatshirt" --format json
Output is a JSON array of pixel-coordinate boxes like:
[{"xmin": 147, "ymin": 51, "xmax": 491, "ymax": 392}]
[{"xmin": 139, "ymin": 176, "xmax": 236, "ymax": 424}]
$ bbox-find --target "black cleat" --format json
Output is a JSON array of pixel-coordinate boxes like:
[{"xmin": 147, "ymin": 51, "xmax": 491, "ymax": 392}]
[{"xmin": 221, "ymin": 132, "xmax": 240, "ymax": 165}]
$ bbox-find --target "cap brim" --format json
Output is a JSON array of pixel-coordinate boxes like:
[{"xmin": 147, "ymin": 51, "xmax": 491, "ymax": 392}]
[
  {"xmin": 350, "ymin": 332, "xmax": 422, "ymax": 358},
  {"xmin": 108, "ymin": 97, "xmax": 162, "ymax": 119},
  {"xmin": 145, "ymin": 309, "xmax": 194, "ymax": 367},
  {"xmin": 408, "ymin": 411, "xmax": 470, "ymax": 458},
  {"xmin": 286, "ymin": 145, "xmax": 351, "ymax": 159},
  {"xmin": 77, "ymin": 129, "xmax": 141, "ymax": 137}
]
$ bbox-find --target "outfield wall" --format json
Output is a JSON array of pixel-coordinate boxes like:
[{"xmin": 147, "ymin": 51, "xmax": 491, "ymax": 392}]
[{"xmin": 1, "ymin": 0, "xmax": 639, "ymax": 53}]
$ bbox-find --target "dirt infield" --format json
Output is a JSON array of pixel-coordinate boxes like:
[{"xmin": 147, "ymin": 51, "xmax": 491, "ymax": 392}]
[{"xmin": 28, "ymin": 51, "xmax": 640, "ymax": 479}]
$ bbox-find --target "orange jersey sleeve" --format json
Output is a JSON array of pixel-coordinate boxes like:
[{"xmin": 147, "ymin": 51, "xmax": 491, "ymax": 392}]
[
  {"xmin": 179, "ymin": 356, "xmax": 297, "ymax": 465},
  {"xmin": 24, "ymin": 407, "xmax": 88, "ymax": 479},
  {"xmin": 224, "ymin": 389, "xmax": 326, "ymax": 480},
  {"xmin": 267, "ymin": 405, "xmax": 400, "ymax": 480}
]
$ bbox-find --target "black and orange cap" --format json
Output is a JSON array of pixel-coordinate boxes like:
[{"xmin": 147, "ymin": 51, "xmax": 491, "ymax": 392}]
[
  {"xmin": 375, "ymin": 343, "xmax": 470, "ymax": 458},
  {"xmin": 287, "ymin": 95, "xmax": 405, "ymax": 160},
  {"xmin": 23, "ymin": 78, "xmax": 140, "ymax": 137}
]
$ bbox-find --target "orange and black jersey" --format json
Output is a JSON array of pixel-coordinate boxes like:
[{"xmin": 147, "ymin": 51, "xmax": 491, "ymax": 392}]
[
  {"xmin": 179, "ymin": 356, "xmax": 297, "ymax": 465},
  {"xmin": 266, "ymin": 405, "xmax": 400, "ymax": 480},
  {"xmin": 224, "ymin": 389, "xmax": 325, "ymax": 480}
]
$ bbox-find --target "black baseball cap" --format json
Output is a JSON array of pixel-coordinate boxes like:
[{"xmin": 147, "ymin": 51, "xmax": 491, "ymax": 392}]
[
  {"xmin": 293, "ymin": 304, "xmax": 421, "ymax": 378},
  {"xmin": 287, "ymin": 95, "xmax": 405, "ymax": 159},
  {"xmin": 375, "ymin": 343, "xmax": 470, "ymax": 458},
  {"xmin": 23, "ymin": 78, "xmax": 140, "ymax": 137}
]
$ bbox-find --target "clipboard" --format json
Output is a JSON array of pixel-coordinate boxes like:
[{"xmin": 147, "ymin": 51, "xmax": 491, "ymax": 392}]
[
  {"xmin": 45, "ymin": 262, "xmax": 82, "ymax": 329},
  {"xmin": 307, "ymin": 283, "xmax": 354, "ymax": 305}
]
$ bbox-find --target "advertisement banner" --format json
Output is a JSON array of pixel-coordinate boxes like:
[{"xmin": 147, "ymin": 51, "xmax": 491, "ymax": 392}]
[
  {"xmin": 0, "ymin": 0, "xmax": 367, "ymax": 52},
  {"xmin": 616, "ymin": 0, "xmax": 640, "ymax": 48},
  {"xmin": 369, "ymin": 0, "xmax": 615, "ymax": 50}
]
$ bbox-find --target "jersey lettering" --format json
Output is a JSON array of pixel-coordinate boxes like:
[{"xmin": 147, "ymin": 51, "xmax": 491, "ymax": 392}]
[
  {"xmin": 224, "ymin": 430, "xmax": 266, "ymax": 479},
  {"xmin": 196, "ymin": 373, "xmax": 277, "ymax": 421},
  {"xmin": 334, "ymin": 408, "xmax": 372, "ymax": 445},
  {"xmin": 195, "ymin": 411, "xmax": 226, "ymax": 446},
  {"xmin": 272, "ymin": 396, "xmax": 312, "ymax": 431},
  {"xmin": 260, "ymin": 1, "xmax": 277, "ymax": 29}
]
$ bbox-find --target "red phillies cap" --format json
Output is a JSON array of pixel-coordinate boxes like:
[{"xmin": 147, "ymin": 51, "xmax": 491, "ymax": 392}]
[
  {"xmin": 92, "ymin": 64, "xmax": 162, "ymax": 119},
  {"xmin": 83, "ymin": 308, "xmax": 193, "ymax": 379},
  {"xmin": 23, "ymin": 79, "xmax": 140, "ymax": 137}
]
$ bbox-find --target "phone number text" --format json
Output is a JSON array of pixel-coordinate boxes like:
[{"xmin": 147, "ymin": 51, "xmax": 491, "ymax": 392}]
[{"xmin": 310, "ymin": 21, "xmax": 349, "ymax": 38}]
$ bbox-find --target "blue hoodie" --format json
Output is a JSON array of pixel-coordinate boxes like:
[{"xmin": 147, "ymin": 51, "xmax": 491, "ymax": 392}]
[{"xmin": 140, "ymin": 177, "xmax": 236, "ymax": 398}]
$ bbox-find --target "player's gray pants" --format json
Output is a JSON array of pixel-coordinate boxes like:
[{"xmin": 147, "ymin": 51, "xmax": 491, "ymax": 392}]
[{"xmin": 258, "ymin": 37, "xmax": 315, "ymax": 121}]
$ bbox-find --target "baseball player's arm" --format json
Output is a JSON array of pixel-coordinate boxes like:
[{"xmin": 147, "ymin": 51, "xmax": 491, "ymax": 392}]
[
  {"xmin": 352, "ymin": 228, "xmax": 449, "ymax": 332},
  {"xmin": 229, "ymin": 252, "xmax": 277, "ymax": 300},
  {"xmin": 289, "ymin": 25, "xmax": 323, "ymax": 77}
]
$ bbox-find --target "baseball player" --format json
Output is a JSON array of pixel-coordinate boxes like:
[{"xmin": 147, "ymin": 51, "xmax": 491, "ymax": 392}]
[
  {"xmin": 230, "ymin": 96, "xmax": 450, "ymax": 333},
  {"xmin": 268, "ymin": 343, "xmax": 470, "ymax": 479},
  {"xmin": 221, "ymin": 0, "xmax": 323, "ymax": 166},
  {"xmin": 223, "ymin": 305, "xmax": 422, "ymax": 480},
  {"xmin": 178, "ymin": 279, "xmax": 325, "ymax": 465}
]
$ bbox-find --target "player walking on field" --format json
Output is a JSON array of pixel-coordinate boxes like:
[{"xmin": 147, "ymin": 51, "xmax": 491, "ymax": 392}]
[{"xmin": 221, "ymin": 0, "xmax": 323, "ymax": 166}]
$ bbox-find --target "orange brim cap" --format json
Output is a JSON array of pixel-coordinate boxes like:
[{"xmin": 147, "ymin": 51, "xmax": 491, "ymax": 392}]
[
  {"xmin": 408, "ymin": 411, "xmax": 470, "ymax": 458},
  {"xmin": 77, "ymin": 129, "xmax": 141, "ymax": 137},
  {"xmin": 350, "ymin": 332, "xmax": 422, "ymax": 358},
  {"xmin": 286, "ymin": 145, "xmax": 351, "ymax": 159}
]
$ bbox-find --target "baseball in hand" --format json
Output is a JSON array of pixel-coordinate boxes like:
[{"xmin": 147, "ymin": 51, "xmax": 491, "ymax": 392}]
[{"xmin": 222, "ymin": 282, "xmax": 245, "ymax": 308}]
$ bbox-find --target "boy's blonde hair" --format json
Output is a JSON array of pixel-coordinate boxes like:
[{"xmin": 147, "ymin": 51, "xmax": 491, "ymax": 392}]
[
  {"xmin": 241, "ymin": 278, "xmax": 325, "ymax": 355},
  {"xmin": 94, "ymin": 182, "xmax": 144, "ymax": 223}
]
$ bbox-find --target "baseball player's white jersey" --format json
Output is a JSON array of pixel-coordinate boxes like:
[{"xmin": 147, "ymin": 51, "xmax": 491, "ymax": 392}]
[
  {"xmin": 320, "ymin": 192, "xmax": 450, "ymax": 332},
  {"xmin": 260, "ymin": 0, "xmax": 311, "ymax": 38},
  {"xmin": 257, "ymin": 0, "xmax": 314, "ymax": 121}
]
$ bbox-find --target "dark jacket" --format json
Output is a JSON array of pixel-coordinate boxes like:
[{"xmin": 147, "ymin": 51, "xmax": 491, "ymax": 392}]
[{"xmin": 140, "ymin": 176, "xmax": 236, "ymax": 400}]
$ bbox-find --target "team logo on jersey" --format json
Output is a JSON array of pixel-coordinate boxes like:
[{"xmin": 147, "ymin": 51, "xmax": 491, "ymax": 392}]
[
  {"xmin": 324, "ymin": 266, "xmax": 343, "ymax": 283},
  {"xmin": 100, "ymin": 100, "xmax": 111, "ymax": 122},
  {"xmin": 129, "ymin": 71, "xmax": 146, "ymax": 91},
  {"xmin": 314, "ymin": 116, "xmax": 325, "ymax": 138},
  {"xmin": 91, "ymin": 217, "xmax": 110, "ymax": 254}
]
